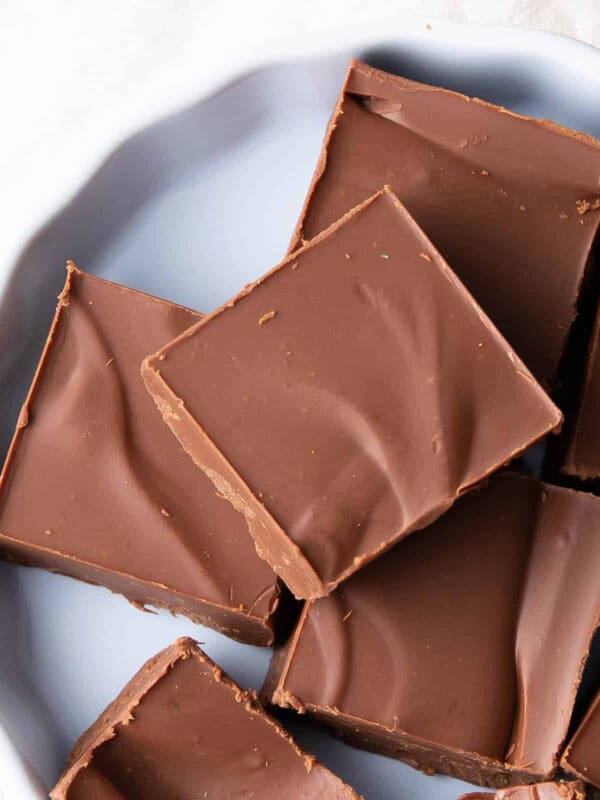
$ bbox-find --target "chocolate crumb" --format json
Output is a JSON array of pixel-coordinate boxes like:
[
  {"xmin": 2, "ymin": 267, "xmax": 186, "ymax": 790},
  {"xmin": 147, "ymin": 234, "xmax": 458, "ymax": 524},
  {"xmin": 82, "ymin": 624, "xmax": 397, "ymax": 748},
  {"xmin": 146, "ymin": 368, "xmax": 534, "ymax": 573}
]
[
  {"xmin": 576, "ymin": 198, "xmax": 600, "ymax": 216},
  {"xmin": 17, "ymin": 406, "xmax": 29, "ymax": 429},
  {"xmin": 258, "ymin": 311, "xmax": 277, "ymax": 326}
]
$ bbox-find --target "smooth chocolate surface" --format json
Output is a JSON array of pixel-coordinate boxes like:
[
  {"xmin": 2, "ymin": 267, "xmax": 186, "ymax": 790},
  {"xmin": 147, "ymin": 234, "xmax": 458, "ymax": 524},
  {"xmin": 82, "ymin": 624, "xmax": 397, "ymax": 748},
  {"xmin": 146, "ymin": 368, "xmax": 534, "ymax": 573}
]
[
  {"xmin": 459, "ymin": 782, "xmax": 585, "ymax": 800},
  {"xmin": 143, "ymin": 189, "xmax": 560, "ymax": 600},
  {"xmin": 0, "ymin": 265, "xmax": 281, "ymax": 645},
  {"xmin": 264, "ymin": 474, "xmax": 600, "ymax": 786},
  {"xmin": 292, "ymin": 59, "xmax": 600, "ymax": 390},
  {"xmin": 563, "ymin": 299, "xmax": 600, "ymax": 480},
  {"xmin": 51, "ymin": 638, "xmax": 359, "ymax": 800},
  {"xmin": 562, "ymin": 688, "xmax": 600, "ymax": 788}
]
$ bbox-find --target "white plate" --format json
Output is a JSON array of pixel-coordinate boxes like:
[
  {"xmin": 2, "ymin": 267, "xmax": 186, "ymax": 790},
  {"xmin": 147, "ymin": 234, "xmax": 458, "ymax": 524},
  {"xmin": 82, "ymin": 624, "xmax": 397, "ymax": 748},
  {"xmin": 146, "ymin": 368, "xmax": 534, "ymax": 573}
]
[{"xmin": 1, "ymin": 20, "xmax": 600, "ymax": 800}]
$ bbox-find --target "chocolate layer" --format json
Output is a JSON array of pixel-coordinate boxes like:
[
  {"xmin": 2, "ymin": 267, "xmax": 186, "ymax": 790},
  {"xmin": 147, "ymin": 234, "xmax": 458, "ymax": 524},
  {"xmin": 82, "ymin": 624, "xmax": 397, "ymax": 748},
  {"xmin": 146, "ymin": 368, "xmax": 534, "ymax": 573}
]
[
  {"xmin": 459, "ymin": 782, "xmax": 585, "ymax": 800},
  {"xmin": 263, "ymin": 473, "xmax": 600, "ymax": 786},
  {"xmin": 562, "ymin": 688, "xmax": 600, "ymax": 788},
  {"xmin": 563, "ymin": 297, "xmax": 600, "ymax": 480},
  {"xmin": 0, "ymin": 265, "xmax": 281, "ymax": 645},
  {"xmin": 51, "ymin": 638, "xmax": 359, "ymax": 799},
  {"xmin": 143, "ymin": 189, "xmax": 561, "ymax": 600},
  {"xmin": 292, "ymin": 59, "xmax": 600, "ymax": 389}
]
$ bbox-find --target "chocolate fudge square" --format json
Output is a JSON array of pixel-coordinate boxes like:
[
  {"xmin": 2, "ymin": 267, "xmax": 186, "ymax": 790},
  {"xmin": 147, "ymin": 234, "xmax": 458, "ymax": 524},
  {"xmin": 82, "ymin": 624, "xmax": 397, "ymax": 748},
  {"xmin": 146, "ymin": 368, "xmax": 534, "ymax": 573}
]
[
  {"xmin": 144, "ymin": 188, "xmax": 560, "ymax": 599},
  {"xmin": 0, "ymin": 265, "xmax": 281, "ymax": 644},
  {"xmin": 292, "ymin": 59, "xmax": 600, "ymax": 390}
]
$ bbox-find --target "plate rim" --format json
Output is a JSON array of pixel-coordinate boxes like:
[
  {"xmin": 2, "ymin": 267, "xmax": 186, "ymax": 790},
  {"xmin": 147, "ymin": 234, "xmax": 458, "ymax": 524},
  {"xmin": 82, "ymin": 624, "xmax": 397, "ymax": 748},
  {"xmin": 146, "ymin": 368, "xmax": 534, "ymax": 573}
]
[{"xmin": 2, "ymin": 14, "xmax": 600, "ymax": 302}]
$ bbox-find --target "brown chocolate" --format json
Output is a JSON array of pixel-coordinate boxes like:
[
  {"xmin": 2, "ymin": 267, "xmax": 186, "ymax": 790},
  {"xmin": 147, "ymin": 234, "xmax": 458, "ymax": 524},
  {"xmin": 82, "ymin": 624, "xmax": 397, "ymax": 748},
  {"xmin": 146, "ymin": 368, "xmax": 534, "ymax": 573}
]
[
  {"xmin": 563, "ymin": 298, "xmax": 600, "ymax": 480},
  {"xmin": 459, "ymin": 782, "xmax": 585, "ymax": 800},
  {"xmin": 0, "ymin": 265, "xmax": 281, "ymax": 645},
  {"xmin": 143, "ymin": 189, "xmax": 561, "ymax": 601},
  {"xmin": 562, "ymin": 688, "xmax": 600, "ymax": 788},
  {"xmin": 263, "ymin": 473, "xmax": 600, "ymax": 787},
  {"xmin": 291, "ymin": 59, "xmax": 600, "ymax": 390},
  {"xmin": 50, "ymin": 638, "xmax": 360, "ymax": 799}
]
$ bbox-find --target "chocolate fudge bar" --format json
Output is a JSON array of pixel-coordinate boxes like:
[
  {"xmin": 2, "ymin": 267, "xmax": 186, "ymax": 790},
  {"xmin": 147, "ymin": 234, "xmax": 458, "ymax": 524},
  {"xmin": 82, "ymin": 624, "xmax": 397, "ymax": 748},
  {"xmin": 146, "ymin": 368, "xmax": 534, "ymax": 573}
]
[
  {"xmin": 292, "ymin": 59, "xmax": 600, "ymax": 389},
  {"xmin": 143, "ymin": 188, "xmax": 561, "ymax": 600},
  {"xmin": 263, "ymin": 473, "xmax": 600, "ymax": 786},
  {"xmin": 459, "ymin": 783, "xmax": 585, "ymax": 800},
  {"xmin": 50, "ymin": 638, "xmax": 359, "ymax": 800},
  {"xmin": 562, "ymin": 688, "xmax": 600, "ymax": 789},
  {"xmin": 563, "ymin": 299, "xmax": 600, "ymax": 480},
  {"xmin": 0, "ymin": 265, "xmax": 281, "ymax": 645}
]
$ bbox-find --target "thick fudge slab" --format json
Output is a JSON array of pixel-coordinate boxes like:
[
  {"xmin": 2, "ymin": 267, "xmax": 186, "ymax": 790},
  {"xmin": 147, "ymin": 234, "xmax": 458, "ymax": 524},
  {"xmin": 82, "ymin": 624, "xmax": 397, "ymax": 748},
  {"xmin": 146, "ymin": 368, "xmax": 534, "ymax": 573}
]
[
  {"xmin": 51, "ymin": 638, "xmax": 359, "ymax": 800},
  {"xmin": 563, "ymin": 299, "xmax": 600, "ymax": 480},
  {"xmin": 143, "ymin": 189, "xmax": 560, "ymax": 600},
  {"xmin": 0, "ymin": 265, "xmax": 281, "ymax": 645},
  {"xmin": 562, "ymin": 689, "xmax": 600, "ymax": 788},
  {"xmin": 263, "ymin": 474, "xmax": 600, "ymax": 786},
  {"xmin": 292, "ymin": 59, "xmax": 600, "ymax": 389},
  {"xmin": 459, "ymin": 783, "xmax": 585, "ymax": 800}
]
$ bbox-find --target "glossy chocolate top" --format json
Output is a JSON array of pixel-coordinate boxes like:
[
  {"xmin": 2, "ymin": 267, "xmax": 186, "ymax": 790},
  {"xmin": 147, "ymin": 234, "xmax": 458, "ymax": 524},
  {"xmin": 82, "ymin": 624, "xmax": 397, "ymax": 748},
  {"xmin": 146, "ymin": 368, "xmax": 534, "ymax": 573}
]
[
  {"xmin": 293, "ymin": 59, "xmax": 600, "ymax": 389},
  {"xmin": 266, "ymin": 474, "xmax": 600, "ymax": 777},
  {"xmin": 459, "ymin": 782, "xmax": 584, "ymax": 800},
  {"xmin": 563, "ymin": 298, "xmax": 600, "ymax": 479},
  {"xmin": 51, "ymin": 638, "xmax": 359, "ymax": 800},
  {"xmin": 562, "ymin": 688, "xmax": 600, "ymax": 788},
  {"xmin": 144, "ymin": 189, "xmax": 560, "ymax": 599},
  {"xmin": 0, "ymin": 266, "xmax": 279, "ymax": 636}
]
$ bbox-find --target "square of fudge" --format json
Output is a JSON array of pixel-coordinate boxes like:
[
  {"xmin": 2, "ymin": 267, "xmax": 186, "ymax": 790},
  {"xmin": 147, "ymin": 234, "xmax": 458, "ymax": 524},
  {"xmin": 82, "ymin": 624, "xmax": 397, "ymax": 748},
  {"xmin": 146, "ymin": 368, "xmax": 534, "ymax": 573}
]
[
  {"xmin": 292, "ymin": 59, "xmax": 600, "ymax": 390},
  {"xmin": 0, "ymin": 265, "xmax": 280, "ymax": 645},
  {"xmin": 143, "ymin": 188, "xmax": 560, "ymax": 599},
  {"xmin": 51, "ymin": 638, "xmax": 359, "ymax": 800},
  {"xmin": 263, "ymin": 473, "xmax": 600, "ymax": 787}
]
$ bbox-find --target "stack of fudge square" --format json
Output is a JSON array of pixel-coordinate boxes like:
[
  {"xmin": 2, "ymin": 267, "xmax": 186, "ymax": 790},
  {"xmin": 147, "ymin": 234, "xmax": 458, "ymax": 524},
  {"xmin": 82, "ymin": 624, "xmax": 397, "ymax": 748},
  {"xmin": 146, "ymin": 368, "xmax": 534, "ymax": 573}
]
[{"xmin": 1, "ymin": 60, "xmax": 600, "ymax": 800}]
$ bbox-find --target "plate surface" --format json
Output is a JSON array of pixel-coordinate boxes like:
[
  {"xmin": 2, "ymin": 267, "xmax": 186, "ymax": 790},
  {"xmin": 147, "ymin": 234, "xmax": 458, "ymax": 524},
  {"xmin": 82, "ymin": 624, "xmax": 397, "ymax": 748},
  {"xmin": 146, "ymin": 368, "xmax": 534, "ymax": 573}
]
[{"xmin": 1, "ymin": 22, "xmax": 600, "ymax": 800}]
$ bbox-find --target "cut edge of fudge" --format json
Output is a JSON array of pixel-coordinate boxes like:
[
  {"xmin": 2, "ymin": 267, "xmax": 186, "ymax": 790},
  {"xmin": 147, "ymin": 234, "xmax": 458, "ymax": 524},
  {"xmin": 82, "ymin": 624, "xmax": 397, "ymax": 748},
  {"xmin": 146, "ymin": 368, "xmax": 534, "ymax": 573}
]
[
  {"xmin": 142, "ymin": 187, "xmax": 562, "ymax": 601},
  {"xmin": 50, "ymin": 637, "xmax": 361, "ymax": 800},
  {"xmin": 0, "ymin": 263, "xmax": 283, "ymax": 646}
]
